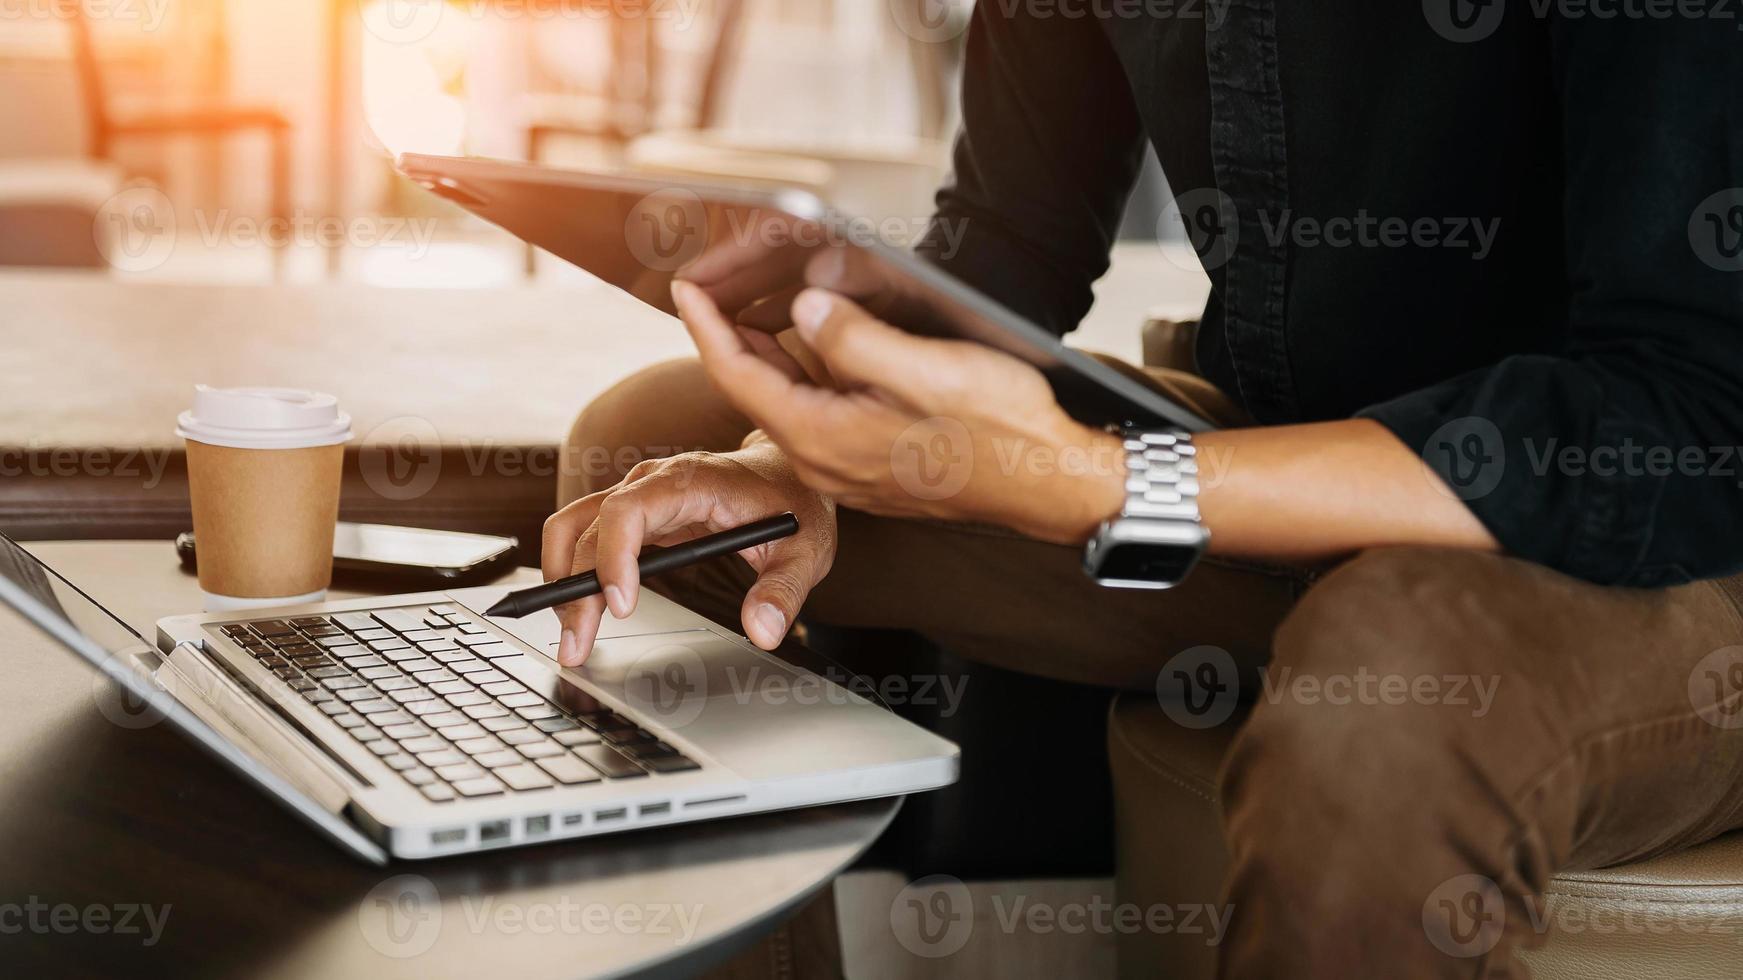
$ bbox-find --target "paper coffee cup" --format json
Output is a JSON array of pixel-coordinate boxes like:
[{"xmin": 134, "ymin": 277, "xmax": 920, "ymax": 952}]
[{"xmin": 177, "ymin": 386, "xmax": 352, "ymax": 612}]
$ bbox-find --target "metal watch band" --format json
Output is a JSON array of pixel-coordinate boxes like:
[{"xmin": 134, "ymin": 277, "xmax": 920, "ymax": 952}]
[{"xmin": 1120, "ymin": 429, "xmax": 1201, "ymax": 523}]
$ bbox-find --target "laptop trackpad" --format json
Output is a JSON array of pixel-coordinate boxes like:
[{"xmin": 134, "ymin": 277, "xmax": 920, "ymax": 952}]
[{"xmin": 581, "ymin": 630, "xmax": 801, "ymax": 716}]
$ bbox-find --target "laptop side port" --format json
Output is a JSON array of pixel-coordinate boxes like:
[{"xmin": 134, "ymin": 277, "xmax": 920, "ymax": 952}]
[
  {"xmin": 525, "ymin": 815, "xmax": 551, "ymax": 837},
  {"xmin": 479, "ymin": 819, "xmax": 511, "ymax": 843},
  {"xmin": 638, "ymin": 802, "xmax": 671, "ymax": 818},
  {"xmin": 594, "ymin": 807, "xmax": 627, "ymax": 823},
  {"xmin": 431, "ymin": 827, "xmax": 468, "ymax": 846}
]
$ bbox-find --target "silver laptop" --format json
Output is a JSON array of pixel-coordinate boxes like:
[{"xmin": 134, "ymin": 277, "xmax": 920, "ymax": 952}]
[{"xmin": 0, "ymin": 534, "xmax": 958, "ymax": 864}]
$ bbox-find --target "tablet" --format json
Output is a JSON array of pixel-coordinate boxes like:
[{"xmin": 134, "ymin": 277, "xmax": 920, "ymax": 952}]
[{"xmin": 396, "ymin": 153, "xmax": 1212, "ymax": 432}]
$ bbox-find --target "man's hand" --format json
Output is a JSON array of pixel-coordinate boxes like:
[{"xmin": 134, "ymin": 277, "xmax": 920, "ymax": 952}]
[
  {"xmin": 670, "ymin": 280, "xmax": 1128, "ymax": 546},
  {"xmin": 541, "ymin": 441, "xmax": 836, "ymax": 666}
]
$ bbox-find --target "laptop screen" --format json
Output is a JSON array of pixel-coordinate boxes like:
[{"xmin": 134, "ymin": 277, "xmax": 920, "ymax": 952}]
[{"xmin": 0, "ymin": 535, "xmax": 159, "ymax": 670}]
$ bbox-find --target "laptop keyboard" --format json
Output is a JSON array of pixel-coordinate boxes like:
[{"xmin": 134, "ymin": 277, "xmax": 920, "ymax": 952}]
[{"xmin": 215, "ymin": 605, "xmax": 700, "ymax": 802}]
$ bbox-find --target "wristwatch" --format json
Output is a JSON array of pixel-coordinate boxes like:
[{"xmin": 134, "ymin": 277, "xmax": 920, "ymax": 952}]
[{"xmin": 1082, "ymin": 428, "xmax": 1210, "ymax": 589}]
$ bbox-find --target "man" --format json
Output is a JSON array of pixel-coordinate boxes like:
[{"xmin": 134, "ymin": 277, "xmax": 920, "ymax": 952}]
[{"xmin": 544, "ymin": 3, "xmax": 1743, "ymax": 976}]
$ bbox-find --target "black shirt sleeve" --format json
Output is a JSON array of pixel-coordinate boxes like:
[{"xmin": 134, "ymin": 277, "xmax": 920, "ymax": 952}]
[
  {"xmin": 1360, "ymin": 16, "xmax": 1743, "ymax": 586},
  {"xmin": 915, "ymin": 6, "xmax": 1146, "ymax": 338}
]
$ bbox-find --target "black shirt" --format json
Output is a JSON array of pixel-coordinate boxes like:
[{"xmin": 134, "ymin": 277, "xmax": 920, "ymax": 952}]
[{"xmin": 918, "ymin": 0, "xmax": 1743, "ymax": 587}]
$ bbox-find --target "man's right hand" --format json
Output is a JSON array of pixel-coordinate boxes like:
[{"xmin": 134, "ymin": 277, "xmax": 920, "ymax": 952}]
[{"xmin": 540, "ymin": 440, "xmax": 837, "ymax": 666}]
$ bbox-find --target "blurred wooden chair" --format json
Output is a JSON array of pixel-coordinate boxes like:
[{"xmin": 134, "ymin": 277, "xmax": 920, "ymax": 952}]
[{"xmin": 61, "ymin": 0, "xmax": 294, "ymax": 276}]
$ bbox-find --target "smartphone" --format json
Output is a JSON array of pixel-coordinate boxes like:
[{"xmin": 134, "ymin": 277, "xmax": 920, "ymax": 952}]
[{"xmin": 176, "ymin": 523, "xmax": 519, "ymax": 585}]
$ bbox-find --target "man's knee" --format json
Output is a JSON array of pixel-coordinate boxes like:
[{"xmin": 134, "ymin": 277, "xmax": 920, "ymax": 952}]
[
  {"xmin": 559, "ymin": 358, "xmax": 753, "ymax": 505},
  {"xmin": 1221, "ymin": 548, "xmax": 1526, "ymax": 859}
]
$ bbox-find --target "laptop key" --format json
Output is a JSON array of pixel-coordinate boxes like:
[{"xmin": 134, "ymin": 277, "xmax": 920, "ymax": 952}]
[
  {"xmin": 404, "ymin": 701, "xmax": 449, "ymax": 717},
  {"xmin": 498, "ymin": 729, "xmax": 545, "ymax": 746},
  {"xmin": 478, "ymin": 716, "xmax": 525, "ymax": 733},
  {"xmin": 380, "ymin": 753, "xmax": 418, "ymax": 771},
  {"xmin": 551, "ymin": 729, "xmax": 600, "ymax": 747},
  {"xmin": 334, "ymin": 612, "xmax": 379, "ymax": 631},
  {"xmin": 438, "ymin": 723, "xmax": 486, "ymax": 740},
  {"xmin": 402, "ymin": 629, "xmax": 443, "ymax": 643},
  {"xmin": 258, "ymin": 655, "xmax": 287, "ymax": 669},
  {"xmin": 497, "ymin": 692, "xmax": 544, "ymax": 709},
  {"xmin": 382, "ymin": 723, "xmax": 432, "ymax": 739},
  {"xmin": 456, "ymin": 634, "xmax": 500, "ymax": 648},
  {"xmin": 401, "ymin": 766, "xmax": 436, "ymax": 786},
  {"xmin": 451, "ymin": 776, "xmax": 506, "ymax": 798},
  {"xmin": 251, "ymin": 619, "xmax": 295, "ymax": 637},
  {"xmin": 454, "ymin": 736, "xmax": 505, "ymax": 755},
  {"xmin": 389, "ymin": 688, "xmax": 435, "ymax": 704},
  {"xmin": 495, "ymin": 765, "xmax": 554, "ymax": 791},
  {"xmin": 273, "ymin": 667, "xmax": 301, "ymax": 681},
  {"xmin": 351, "ymin": 725, "xmax": 384, "ymax": 742},
  {"xmin": 451, "ymin": 660, "xmax": 492, "ymax": 675},
  {"xmin": 423, "ymin": 712, "xmax": 471, "ymax": 730},
  {"xmin": 517, "ymin": 741, "xmax": 564, "ymax": 760},
  {"xmin": 470, "ymin": 671, "xmax": 510, "ymax": 686},
  {"xmin": 399, "ymin": 736, "xmax": 448, "ymax": 754},
  {"xmin": 537, "ymin": 754, "xmax": 603, "ymax": 785},
  {"xmin": 371, "ymin": 710, "xmax": 415, "ymax": 727},
  {"xmin": 418, "ymin": 639, "xmax": 461, "ymax": 653},
  {"xmin": 420, "ymin": 783, "xmax": 457, "ymax": 802},
  {"xmin": 358, "ymin": 665, "xmax": 400, "ymax": 681},
  {"xmin": 317, "ymin": 701, "xmax": 349, "ymax": 716},
  {"xmin": 431, "ymin": 649, "xmax": 473, "ymax": 664},
  {"xmin": 417, "ymin": 750, "xmax": 466, "ymax": 768},
  {"xmin": 457, "ymin": 623, "xmax": 488, "ymax": 636},
  {"xmin": 435, "ymin": 762, "xmax": 486, "ymax": 781},
  {"xmin": 286, "ymin": 677, "xmax": 317, "ymax": 692},
  {"xmin": 316, "ymin": 636, "xmax": 360, "ymax": 649},
  {"xmin": 477, "ymin": 645, "xmax": 522, "ymax": 660},
  {"xmin": 341, "ymin": 654, "xmax": 388, "ymax": 669},
  {"xmin": 397, "ymin": 658, "xmax": 439, "ymax": 673},
  {"xmin": 573, "ymin": 745, "xmax": 646, "ymax": 779},
  {"xmin": 641, "ymin": 754, "xmax": 702, "ymax": 774},
  {"xmin": 461, "ymin": 704, "xmax": 509, "ymax": 720},
  {"xmin": 302, "ymin": 689, "xmax": 335, "ymax": 704},
  {"xmin": 331, "ymin": 713, "xmax": 366, "ymax": 729},
  {"xmin": 351, "ymin": 699, "xmax": 396, "ymax": 715},
  {"xmin": 307, "ymin": 665, "xmax": 349, "ymax": 679},
  {"xmin": 352, "ymin": 628, "xmax": 392, "ymax": 642},
  {"xmin": 367, "ymin": 740, "xmax": 399, "ymax": 757},
  {"xmin": 428, "ymin": 680, "xmax": 471, "ymax": 696},
  {"xmin": 473, "ymin": 750, "xmax": 523, "ymax": 769},
  {"xmin": 443, "ymin": 691, "xmax": 489, "ymax": 707},
  {"xmin": 532, "ymin": 716, "xmax": 579, "ymax": 733},
  {"xmin": 367, "ymin": 638, "xmax": 412, "ymax": 653},
  {"xmin": 372, "ymin": 609, "xmax": 426, "ymax": 634},
  {"xmin": 375, "ymin": 676, "xmax": 417, "ymax": 692},
  {"xmin": 516, "ymin": 704, "xmax": 560, "ymax": 721}
]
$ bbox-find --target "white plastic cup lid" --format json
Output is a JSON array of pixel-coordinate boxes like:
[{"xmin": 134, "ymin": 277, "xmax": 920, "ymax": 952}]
[{"xmin": 176, "ymin": 385, "xmax": 353, "ymax": 450}]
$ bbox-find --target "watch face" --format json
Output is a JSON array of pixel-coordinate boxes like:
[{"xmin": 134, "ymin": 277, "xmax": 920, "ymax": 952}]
[{"xmin": 1096, "ymin": 540, "xmax": 1202, "ymax": 583}]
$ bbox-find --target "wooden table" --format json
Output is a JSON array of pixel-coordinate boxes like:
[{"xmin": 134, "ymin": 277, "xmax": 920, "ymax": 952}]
[{"xmin": 0, "ymin": 540, "xmax": 897, "ymax": 978}]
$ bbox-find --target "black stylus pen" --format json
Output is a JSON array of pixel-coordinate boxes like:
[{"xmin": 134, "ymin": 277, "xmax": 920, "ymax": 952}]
[{"xmin": 484, "ymin": 513, "xmax": 801, "ymax": 619}]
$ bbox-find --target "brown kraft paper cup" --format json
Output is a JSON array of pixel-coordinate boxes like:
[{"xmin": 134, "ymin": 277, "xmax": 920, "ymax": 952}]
[{"xmin": 185, "ymin": 439, "xmax": 344, "ymax": 602}]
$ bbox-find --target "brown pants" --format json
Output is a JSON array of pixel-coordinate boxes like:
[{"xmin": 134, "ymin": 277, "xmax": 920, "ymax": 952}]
[{"xmin": 562, "ymin": 358, "xmax": 1743, "ymax": 978}]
